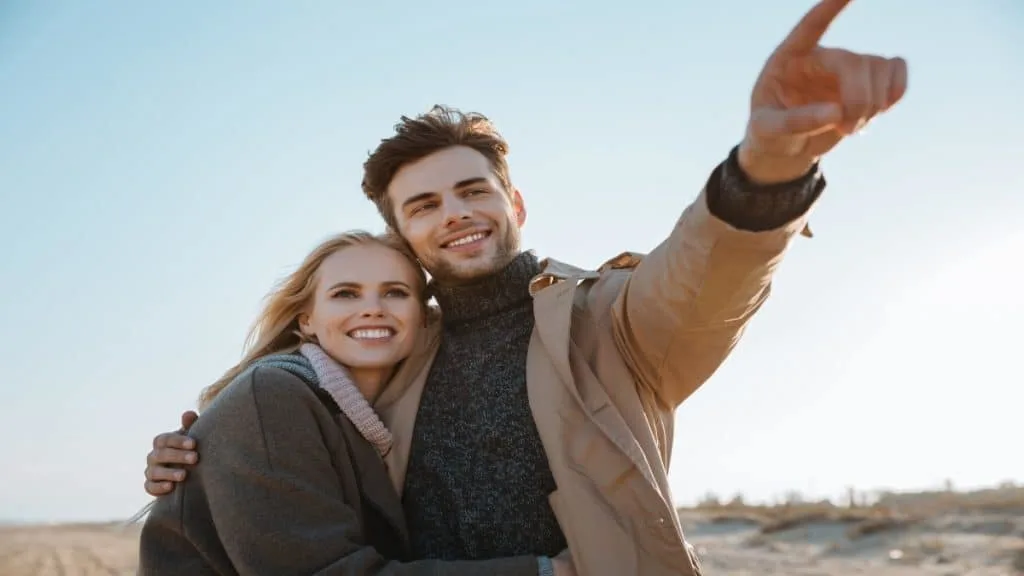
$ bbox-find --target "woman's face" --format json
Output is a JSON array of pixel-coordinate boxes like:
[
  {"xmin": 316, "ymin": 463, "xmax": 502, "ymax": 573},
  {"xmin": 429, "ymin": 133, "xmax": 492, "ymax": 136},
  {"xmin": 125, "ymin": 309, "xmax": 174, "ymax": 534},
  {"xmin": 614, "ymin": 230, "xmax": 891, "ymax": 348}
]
[{"xmin": 299, "ymin": 243, "xmax": 423, "ymax": 386}]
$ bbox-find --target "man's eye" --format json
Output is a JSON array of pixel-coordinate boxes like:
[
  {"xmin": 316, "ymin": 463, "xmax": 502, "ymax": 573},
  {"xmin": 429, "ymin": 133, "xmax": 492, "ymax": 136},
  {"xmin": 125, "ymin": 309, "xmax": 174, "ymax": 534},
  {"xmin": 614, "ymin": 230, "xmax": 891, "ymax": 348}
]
[{"xmin": 411, "ymin": 202, "xmax": 437, "ymax": 215}]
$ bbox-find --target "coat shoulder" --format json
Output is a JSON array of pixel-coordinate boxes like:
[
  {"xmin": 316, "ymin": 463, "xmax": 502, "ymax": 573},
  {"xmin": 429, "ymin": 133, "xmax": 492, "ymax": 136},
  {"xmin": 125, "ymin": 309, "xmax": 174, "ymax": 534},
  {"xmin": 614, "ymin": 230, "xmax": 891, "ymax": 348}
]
[
  {"xmin": 192, "ymin": 366, "xmax": 328, "ymax": 440},
  {"xmin": 207, "ymin": 366, "xmax": 316, "ymax": 411},
  {"xmin": 598, "ymin": 251, "xmax": 645, "ymax": 272}
]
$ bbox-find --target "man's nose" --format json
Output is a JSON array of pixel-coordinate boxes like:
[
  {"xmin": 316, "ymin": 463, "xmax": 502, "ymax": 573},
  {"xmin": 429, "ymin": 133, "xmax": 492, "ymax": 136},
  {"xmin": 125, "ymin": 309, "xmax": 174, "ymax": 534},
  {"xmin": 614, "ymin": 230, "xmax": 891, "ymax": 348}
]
[{"xmin": 441, "ymin": 196, "xmax": 472, "ymax": 226}]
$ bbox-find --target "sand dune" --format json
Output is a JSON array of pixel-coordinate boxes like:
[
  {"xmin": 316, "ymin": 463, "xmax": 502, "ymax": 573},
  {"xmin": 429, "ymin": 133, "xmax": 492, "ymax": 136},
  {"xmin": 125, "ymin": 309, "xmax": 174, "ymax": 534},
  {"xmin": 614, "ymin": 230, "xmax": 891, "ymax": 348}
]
[{"xmin": 3, "ymin": 487, "xmax": 1022, "ymax": 575}]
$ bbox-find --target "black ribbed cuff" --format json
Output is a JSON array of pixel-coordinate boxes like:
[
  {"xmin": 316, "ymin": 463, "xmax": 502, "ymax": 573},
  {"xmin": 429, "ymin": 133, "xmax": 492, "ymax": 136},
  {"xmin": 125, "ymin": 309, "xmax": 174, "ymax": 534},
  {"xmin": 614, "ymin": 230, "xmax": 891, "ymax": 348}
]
[{"xmin": 705, "ymin": 145, "xmax": 825, "ymax": 232}]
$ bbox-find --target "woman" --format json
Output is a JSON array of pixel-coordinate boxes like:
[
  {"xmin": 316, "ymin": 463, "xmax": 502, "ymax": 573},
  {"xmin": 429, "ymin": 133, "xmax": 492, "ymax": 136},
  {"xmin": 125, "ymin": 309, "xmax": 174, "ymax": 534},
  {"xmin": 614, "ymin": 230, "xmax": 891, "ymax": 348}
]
[{"xmin": 138, "ymin": 231, "xmax": 557, "ymax": 575}]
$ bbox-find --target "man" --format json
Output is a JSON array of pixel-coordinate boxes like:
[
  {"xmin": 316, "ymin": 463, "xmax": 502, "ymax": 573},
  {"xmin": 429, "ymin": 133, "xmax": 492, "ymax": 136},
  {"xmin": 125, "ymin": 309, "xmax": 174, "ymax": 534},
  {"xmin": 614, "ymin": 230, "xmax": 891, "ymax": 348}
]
[{"xmin": 142, "ymin": 1, "xmax": 907, "ymax": 574}]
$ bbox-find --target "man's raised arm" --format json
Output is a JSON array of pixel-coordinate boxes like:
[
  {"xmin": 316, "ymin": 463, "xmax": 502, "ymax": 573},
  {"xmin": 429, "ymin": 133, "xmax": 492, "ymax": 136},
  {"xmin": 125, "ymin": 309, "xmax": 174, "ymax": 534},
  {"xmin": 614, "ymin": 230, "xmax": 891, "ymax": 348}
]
[{"xmin": 611, "ymin": 0, "xmax": 907, "ymax": 409}]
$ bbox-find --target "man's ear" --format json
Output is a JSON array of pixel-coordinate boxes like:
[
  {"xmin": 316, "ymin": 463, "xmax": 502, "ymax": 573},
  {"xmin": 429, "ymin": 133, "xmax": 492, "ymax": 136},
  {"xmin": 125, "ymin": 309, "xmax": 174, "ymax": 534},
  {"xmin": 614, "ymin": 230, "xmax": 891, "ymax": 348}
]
[{"xmin": 512, "ymin": 188, "xmax": 527, "ymax": 228}]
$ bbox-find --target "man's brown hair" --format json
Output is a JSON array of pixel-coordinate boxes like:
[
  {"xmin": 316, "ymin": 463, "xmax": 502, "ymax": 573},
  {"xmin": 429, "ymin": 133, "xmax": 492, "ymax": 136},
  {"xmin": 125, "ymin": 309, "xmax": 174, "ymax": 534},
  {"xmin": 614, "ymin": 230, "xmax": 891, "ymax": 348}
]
[{"xmin": 361, "ymin": 105, "xmax": 512, "ymax": 231}]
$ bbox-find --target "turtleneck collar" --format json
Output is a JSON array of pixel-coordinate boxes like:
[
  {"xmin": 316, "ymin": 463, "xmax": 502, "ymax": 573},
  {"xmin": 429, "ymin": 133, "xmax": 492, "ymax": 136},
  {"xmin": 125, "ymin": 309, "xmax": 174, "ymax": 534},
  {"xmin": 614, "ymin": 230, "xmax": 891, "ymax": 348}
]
[{"xmin": 431, "ymin": 251, "xmax": 542, "ymax": 326}]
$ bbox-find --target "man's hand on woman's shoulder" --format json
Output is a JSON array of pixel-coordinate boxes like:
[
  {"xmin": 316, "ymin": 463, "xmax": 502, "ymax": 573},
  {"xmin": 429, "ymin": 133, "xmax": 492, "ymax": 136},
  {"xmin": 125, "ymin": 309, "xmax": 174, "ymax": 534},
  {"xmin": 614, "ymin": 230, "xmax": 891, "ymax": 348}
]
[{"xmin": 144, "ymin": 410, "xmax": 199, "ymax": 496}]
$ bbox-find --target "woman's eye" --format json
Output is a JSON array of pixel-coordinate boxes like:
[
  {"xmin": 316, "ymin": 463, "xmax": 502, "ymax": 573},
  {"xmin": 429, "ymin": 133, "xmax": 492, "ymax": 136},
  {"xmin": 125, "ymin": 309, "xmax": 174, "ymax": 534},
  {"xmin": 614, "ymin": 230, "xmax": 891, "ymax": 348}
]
[
  {"xmin": 333, "ymin": 289, "xmax": 358, "ymax": 299},
  {"xmin": 385, "ymin": 288, "xmax": 410, "ymax": 298}
]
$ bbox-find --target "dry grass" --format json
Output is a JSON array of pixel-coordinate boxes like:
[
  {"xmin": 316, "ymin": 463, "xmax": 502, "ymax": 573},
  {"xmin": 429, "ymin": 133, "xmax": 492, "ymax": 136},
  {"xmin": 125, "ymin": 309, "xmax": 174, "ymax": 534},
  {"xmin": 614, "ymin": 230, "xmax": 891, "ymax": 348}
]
[{"xmin": 845, "ymin": 513, "xmax": 915, "ymax": 538}]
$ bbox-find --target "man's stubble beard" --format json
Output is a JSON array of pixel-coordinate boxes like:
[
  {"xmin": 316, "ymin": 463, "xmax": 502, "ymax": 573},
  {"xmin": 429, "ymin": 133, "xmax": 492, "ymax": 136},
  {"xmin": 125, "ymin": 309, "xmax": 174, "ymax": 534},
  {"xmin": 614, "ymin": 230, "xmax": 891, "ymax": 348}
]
[{"xmin": 426, "ymin": 223, "xmax": 522, "ymax": 287}]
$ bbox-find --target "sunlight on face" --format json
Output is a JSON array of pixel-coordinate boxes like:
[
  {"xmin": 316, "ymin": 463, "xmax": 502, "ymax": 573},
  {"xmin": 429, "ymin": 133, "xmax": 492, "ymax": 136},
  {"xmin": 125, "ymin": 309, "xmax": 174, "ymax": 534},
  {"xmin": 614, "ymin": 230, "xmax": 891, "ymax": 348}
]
[
  {"xmin": 387, "ymin": 146, "xmax": 526, "ymax": 285},
  {"xmin": 300, "ymin": 243, "xmax": 424, "ymax": 389}
]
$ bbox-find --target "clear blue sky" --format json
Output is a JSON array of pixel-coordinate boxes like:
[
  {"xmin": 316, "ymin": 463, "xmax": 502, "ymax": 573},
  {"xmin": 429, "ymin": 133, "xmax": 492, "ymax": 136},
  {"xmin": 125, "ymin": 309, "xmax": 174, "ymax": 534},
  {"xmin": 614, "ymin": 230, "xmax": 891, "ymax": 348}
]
[{"xmin": 1, "ymin": 1, "xmax": 1021, "ymax": 523}]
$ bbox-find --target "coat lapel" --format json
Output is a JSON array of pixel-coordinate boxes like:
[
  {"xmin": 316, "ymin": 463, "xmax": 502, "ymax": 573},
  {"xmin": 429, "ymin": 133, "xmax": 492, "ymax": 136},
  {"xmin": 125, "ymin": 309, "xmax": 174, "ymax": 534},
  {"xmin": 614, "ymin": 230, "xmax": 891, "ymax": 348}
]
[
  {"xmin": 529, "ymin": 259, "xmax": 658, "ymax": 487},
  {"xmin": 375, "ymin": 319, "xmax": 441, "ymax": 496},
  {"xmin": 528, "ymin": 264, "xmax": 588, "ymax": 397},
  {"xmin": 336, "ymin": 416, "xmax": 410, "ymax": 547}
]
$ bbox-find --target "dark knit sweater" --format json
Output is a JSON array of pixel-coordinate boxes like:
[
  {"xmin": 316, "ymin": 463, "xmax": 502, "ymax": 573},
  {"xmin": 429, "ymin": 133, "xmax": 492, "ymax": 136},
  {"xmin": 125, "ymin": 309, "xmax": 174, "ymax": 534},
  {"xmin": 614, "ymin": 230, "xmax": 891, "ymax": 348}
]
[{"xmin": 402, "ymin": 251, "xmax": 567, "ymax": 561}]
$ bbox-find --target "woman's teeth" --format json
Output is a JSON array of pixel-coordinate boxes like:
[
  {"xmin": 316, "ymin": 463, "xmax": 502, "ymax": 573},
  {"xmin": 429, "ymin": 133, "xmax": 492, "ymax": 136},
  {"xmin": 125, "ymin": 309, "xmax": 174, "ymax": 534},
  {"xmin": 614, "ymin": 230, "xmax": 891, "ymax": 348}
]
[{"xmin": 349, "ymin": 328, "xmax": 393, "ymax": 340}]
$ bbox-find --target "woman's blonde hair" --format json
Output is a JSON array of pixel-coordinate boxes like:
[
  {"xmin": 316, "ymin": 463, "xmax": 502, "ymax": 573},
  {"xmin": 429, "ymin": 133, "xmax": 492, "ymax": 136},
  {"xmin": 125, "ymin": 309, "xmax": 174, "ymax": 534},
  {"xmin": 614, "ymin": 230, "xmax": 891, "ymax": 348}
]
[{"xmin": 197, "ymin": 230, "xmax": 426, "ymax": 411}]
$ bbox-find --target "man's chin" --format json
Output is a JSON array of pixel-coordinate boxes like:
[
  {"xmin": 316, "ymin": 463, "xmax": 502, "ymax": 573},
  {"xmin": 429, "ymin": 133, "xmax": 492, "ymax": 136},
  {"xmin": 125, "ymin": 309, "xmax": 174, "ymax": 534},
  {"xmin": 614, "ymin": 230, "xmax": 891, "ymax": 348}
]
[{"xmin": 434, "ymin": 257, "xmax": 504, "ymax": 285}]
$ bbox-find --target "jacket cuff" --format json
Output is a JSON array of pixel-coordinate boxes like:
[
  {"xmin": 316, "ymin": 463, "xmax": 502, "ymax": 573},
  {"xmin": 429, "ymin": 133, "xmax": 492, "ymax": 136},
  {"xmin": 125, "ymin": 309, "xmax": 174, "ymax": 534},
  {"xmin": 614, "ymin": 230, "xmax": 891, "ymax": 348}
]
[{"xmin": 705, "ymin": 145, "xmax": 825, "ymax": 232}]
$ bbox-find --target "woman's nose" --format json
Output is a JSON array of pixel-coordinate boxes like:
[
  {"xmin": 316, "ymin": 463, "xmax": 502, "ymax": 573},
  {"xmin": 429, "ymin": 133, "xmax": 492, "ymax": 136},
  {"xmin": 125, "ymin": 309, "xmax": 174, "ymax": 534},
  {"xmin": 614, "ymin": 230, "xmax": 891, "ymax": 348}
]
[{"xmin": 359, "ymin": 296, "xmax": 385, "ymax": 317}]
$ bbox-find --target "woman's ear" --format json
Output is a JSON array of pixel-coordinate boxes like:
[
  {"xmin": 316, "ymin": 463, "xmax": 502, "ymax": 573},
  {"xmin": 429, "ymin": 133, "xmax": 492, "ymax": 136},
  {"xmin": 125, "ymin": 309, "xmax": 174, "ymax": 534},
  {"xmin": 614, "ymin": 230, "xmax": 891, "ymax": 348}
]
[{"xmin": 297, "ymin": 312, "xmax": 314, "ymax": 337}]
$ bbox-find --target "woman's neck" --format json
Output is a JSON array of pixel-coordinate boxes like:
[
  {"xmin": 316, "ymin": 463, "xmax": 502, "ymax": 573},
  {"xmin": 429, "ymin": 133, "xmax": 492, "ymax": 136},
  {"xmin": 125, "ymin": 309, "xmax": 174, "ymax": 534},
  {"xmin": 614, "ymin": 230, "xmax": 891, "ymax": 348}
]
[{"xmin": 346, "ymin": 367, "xmax": 393, "ymax": 402}]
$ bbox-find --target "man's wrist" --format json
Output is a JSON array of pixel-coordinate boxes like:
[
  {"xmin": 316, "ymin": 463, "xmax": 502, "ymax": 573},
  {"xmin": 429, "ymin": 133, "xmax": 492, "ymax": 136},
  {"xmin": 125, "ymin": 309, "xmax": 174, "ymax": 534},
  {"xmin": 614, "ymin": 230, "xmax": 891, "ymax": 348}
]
[
  {"xmin": 737, "ymin": 140, "xmax": 817, "ymax": 185},
  {"xmin": 537, "ymin": 556, "xmax": 555, "ymax": 576},
  {"xmin": 704, "ymin": 145, "xmax": 825, "ymax": 233}
]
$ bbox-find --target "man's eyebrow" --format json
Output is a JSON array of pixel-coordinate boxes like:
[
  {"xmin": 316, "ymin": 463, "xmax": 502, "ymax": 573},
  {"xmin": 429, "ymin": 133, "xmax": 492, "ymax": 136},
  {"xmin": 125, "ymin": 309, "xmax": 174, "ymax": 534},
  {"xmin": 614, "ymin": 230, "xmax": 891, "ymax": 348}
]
[
  {"xmin": 400, "ymin": 177, "xmax": 491, "ymax": 210},
  {"xmin": 401, "ymin": 192, "xmax": 436, "ymax": 210},
  {"xmin": 453, "ymin": 177, "xmax": 488, "ymax": 189}
]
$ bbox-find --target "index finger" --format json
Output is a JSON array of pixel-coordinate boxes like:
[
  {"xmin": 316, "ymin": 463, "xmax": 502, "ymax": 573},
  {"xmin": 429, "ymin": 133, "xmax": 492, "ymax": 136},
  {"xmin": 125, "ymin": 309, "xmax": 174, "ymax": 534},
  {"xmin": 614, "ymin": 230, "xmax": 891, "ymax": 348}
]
[
  {"xmin": 180, "ymin": 410, "xmax": 199, "ymax": 431},
  {"xmin": 777, "ymin": 0, "xmax": 853, "ymax": 55},
  {"xmin": 152, "ymin": 431, "xmax": 195, "ymax": 450}
]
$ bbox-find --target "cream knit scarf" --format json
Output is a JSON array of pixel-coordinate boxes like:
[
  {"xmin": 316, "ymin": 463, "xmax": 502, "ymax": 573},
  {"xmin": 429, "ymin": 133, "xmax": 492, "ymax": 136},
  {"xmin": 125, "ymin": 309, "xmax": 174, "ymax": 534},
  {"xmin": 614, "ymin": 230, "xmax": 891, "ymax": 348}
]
[{"xmin": 298, "ymin": 343, "xmax": 393, "ymax": 457}]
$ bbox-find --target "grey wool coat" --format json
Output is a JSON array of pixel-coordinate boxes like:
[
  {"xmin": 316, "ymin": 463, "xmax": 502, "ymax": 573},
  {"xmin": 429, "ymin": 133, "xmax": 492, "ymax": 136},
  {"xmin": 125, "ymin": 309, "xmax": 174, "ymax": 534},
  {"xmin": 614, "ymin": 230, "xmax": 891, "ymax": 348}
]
[{"xmin": 137, "ymin": 366, "xmax": 540, "ymax": 575}]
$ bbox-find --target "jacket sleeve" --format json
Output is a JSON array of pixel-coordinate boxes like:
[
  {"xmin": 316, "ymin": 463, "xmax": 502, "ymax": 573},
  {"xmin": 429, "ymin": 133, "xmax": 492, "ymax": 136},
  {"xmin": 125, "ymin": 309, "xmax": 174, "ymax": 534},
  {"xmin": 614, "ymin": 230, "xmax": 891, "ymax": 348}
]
[
  {"xmin": 139, "ymin": 367, "xmax": 540, "ymax": 576},
  {"xmin": 611, "ymin": 148, "xmax": 824, "ymax": 409},
  {"xmin": 138, "ymin": 498, "xmax": 220, "ymax": 576}
]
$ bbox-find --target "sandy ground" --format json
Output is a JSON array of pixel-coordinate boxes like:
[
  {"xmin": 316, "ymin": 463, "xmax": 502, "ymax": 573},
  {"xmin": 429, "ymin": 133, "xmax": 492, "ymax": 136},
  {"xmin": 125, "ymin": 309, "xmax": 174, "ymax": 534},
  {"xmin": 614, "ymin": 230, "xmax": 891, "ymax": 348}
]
[
  {"xmin": 680, "ymin": 510, "xmax": 1024, "ymax": 575},
  {"xmin": 0, "ymin": 522, "xmax": 141, "ymax": 575},
  {"xmin": 1, "ymin": 511, "xmax": 1021, "ymax": 575}
]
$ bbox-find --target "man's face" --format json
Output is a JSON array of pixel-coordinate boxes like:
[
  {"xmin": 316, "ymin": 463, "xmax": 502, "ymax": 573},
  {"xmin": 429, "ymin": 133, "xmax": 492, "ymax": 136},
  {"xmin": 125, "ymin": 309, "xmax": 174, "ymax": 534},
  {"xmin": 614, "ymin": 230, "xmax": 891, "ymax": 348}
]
[{"xmin": 388, "ymin": 146, "xmax": 526, "ymax": 285}]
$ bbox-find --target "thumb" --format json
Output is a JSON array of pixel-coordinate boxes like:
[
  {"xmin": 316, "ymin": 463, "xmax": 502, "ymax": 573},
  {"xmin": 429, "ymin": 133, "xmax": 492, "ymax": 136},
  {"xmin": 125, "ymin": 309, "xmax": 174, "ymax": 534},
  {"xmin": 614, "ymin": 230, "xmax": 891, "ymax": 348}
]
[{"xmin": 750, "ymin": 103, "xmax": 842, "ymax": 138}]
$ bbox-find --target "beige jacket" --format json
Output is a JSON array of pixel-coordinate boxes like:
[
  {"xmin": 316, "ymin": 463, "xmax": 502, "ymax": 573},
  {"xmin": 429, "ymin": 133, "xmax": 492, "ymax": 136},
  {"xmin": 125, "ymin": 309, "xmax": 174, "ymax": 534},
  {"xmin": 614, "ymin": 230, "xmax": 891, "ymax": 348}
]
[{"xmin": 375, "ymin": 188, "xmax": 812, "ymax": 576}]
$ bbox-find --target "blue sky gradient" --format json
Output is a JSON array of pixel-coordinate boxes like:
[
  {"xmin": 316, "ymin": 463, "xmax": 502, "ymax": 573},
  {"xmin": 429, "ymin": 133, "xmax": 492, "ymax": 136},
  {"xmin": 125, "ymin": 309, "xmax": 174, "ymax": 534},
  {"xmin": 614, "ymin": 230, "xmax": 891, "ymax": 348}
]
[{"xmin": 1, "ymin": 1, "xmax": 1021, "ymax": 522}]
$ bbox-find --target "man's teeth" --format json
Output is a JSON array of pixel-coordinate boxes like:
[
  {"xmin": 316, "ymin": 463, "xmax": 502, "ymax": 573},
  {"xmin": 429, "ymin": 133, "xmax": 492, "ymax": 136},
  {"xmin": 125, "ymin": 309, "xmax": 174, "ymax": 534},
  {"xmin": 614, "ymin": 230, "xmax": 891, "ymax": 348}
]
[
  {"xmin": 349, "ymin": 328, "xmax": 392, "ymax": 340},
  {"xmin": 447, "ymin": 232, "xmax": 487, "ymax": 248}
]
